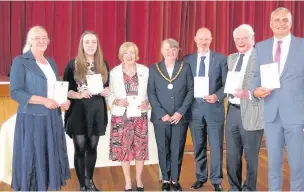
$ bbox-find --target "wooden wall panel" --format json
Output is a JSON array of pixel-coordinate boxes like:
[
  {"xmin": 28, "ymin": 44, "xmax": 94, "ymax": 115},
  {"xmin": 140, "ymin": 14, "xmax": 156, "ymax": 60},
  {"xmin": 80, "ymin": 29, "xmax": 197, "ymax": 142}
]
[{"xmin": 0, "ymin": 85, "xmax": 18, "ymax": 127}]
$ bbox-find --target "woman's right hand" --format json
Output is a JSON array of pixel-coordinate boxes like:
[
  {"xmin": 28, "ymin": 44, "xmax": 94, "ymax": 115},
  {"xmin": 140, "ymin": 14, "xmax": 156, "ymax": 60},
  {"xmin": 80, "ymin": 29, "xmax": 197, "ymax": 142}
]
[
  {"xmin": 43, "ymin": 98, "xmax": 59, "ymax": 109},
  {"xmin": 114, "ymin": 98, "xmax": 128, "ymax": 107},
  {"xmin": 78, "ymin": 90, "xmax": 93, "ymax": 99}
]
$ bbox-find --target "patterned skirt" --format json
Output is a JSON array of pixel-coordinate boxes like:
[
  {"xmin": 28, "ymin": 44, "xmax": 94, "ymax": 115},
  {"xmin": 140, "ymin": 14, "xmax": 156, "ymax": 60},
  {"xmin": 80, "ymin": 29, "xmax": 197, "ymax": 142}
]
[{"xmin": 109, "ymin": 112, "xmax": 149, "ymax": 161}]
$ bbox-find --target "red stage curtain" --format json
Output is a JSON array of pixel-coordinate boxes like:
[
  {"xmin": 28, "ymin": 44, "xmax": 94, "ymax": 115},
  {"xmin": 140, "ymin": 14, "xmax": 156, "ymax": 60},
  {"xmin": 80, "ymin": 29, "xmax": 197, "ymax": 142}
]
[{"xmin": 0, "ymin": 1, "xmax": 303, "ymax": 76}]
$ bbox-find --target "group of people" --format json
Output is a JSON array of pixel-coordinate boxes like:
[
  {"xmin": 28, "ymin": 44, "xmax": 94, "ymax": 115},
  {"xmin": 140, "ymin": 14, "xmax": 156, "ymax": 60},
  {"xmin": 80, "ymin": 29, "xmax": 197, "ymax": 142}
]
[{"xmin": 9, "ymin": 6, "xmax": 304, "ymax": 191}]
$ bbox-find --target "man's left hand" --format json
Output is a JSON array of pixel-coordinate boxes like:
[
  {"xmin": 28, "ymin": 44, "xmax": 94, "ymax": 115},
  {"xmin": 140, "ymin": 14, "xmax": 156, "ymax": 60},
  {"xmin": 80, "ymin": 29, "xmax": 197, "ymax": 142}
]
[
  {"xmin": 233, "ymin": 89, "xmax": 249, "ymax": 99},
  {"xmin": 203, "ymin": 94, "xmax": 218, "ymax": 103}
]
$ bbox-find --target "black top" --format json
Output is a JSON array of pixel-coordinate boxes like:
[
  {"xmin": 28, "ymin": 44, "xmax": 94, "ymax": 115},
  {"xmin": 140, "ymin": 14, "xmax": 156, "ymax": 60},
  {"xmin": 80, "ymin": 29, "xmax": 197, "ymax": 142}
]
[{"xmin": 63, "ymin": 59, "xmax": 110, "ymax": 137}]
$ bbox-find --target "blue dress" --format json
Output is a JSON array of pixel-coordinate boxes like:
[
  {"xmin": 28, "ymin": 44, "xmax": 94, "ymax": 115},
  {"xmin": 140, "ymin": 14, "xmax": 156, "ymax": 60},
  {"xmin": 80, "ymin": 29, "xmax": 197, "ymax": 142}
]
[{"xmin": 9, "ymin": 51, "xmax": 70, "ymax": 191}]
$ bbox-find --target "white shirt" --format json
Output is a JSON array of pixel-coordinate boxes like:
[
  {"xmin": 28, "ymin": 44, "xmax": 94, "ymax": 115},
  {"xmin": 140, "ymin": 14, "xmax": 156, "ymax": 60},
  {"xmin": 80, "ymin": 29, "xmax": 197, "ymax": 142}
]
[
  {"xmin": 272, "ymin": 33, "xmax": 291, "ymax": 75},
  {"xmin": 37, "ymin": 61, "xmax": 57, "ymax": 98},
  {"xmin": 196, "ymin": 51, "xmax": 210, "ymax": 77},
  {"xmin": 229, "ymin": 48, "xmax": 253, "ymax": 105},
  {"xmin": 166, "ymin": 67, "xmax": 174, "ymax": 78}
]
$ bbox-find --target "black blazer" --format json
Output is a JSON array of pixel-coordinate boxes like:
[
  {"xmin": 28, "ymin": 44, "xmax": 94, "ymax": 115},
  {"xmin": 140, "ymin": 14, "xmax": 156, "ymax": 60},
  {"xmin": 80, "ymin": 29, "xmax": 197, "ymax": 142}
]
[{"xmin": 147, "ymin": 60, "xmax": 194, "ymax": 124}]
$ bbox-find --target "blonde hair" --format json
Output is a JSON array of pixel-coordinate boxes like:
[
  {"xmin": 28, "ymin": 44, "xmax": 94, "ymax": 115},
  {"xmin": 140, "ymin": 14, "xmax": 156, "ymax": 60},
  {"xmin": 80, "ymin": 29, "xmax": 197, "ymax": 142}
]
[
  {"xmin": 75, "ymin": 30, "xmax": 108, "ymax": 83},
  {"xmin": 22, "ymin": 25, "xmax": 48, "ymax": 53},
  {"xmin": 118, "ymin": 42, "xmax": 139, "ymax": 62}
]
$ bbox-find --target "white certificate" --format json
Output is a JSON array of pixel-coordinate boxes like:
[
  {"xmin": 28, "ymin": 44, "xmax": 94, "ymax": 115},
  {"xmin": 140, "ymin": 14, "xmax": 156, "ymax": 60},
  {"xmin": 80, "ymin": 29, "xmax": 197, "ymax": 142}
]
[
  {"xmin": 126, "ymin": 96, "xmax": 141, "ymax": 118},
  {"xmin": 224, "ymin": 71, "xmax": 243, "ymax": 94},
  {"xmin": 260, "ymin": 63, "xmax": 280, "ymax": 89},
  {"xmin": 194, "ymin": 77, "xmax": 209, "ymax": 98},
  {"xmin": 53, "ymin": 81, "xmax": 69, "ymax": 105},
  {"xmin": 86, "ymin": 74, "xmax": 104, "ymax": 95}
]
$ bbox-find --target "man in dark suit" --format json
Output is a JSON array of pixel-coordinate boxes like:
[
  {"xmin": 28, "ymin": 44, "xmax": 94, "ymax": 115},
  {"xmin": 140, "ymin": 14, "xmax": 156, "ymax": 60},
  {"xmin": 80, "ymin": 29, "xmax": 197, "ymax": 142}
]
[
  {"xmin": 183, "ymin": 28, "xmax": 228, "ymax": 191},
  {"xmin": 251, "ymin": 7, "xmax": 304, "ymax": 191},
  {"xmin": 148, "ymin": 38, "xmax": 194, "ymax": 191}
]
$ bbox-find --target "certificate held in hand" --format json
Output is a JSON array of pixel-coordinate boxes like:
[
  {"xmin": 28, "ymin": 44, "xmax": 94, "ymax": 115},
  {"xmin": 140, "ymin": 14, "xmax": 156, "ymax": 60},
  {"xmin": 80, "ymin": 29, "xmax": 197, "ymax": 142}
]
[
  {"xmin": 194, "ymin": 77, "xmax": 209, "ymax": 98},
  {"xmin": 86, "ymin": 74, "xmax": 104, "ymax": 95},
  {"xmin": 126, "ymin": 96, "xmax": 141, "ymax": 118},
  {"xmin": 260, "ymin": 63, "xmax": 280, "ymax": 89},
  {"xmin": 53, "ymin": 81, "xmax": 69, "ymax": 105},
  {"xmin": 224, "ymin": 71, "xmax": 243, "ymax": 94}
]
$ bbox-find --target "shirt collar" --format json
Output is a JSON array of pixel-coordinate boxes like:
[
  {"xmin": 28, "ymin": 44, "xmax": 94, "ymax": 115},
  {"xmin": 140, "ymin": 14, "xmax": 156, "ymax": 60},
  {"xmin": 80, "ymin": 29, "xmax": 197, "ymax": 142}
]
[
  {"xmin": 239, "ymin": 47, "xmax": 253, "ymax": 57},
  {"xmin": 198, "ymin": 50, "xmax": 210, "ymax": 59},
  {"xmin": 273, "ymin": 33, "xmax": 291, "ymax": 44}
]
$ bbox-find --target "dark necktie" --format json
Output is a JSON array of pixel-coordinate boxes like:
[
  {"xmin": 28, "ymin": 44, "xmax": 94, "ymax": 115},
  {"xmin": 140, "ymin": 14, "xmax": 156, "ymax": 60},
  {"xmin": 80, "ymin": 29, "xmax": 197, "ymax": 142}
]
[
  {"xmin": 198, "ymin": 56, "xmax": 206, "ymax": 77},
  {"xmin": 235, "ymin": 54, "xmax": 245, "ymax": 72},
  {"xmin": 229, "ymin": 54, "xmax": 245, "ymax": 99},
  {"xmin": 274, "ymin": 40, "xmax": 282, "ymax": 72}
]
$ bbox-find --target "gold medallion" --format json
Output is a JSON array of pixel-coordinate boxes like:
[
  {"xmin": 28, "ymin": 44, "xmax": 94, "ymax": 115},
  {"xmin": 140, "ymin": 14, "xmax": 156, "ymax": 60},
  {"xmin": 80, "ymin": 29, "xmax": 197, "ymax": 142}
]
[{"xmin": 155, "ymin": 62, "xmax": 184, "ymax": 90}]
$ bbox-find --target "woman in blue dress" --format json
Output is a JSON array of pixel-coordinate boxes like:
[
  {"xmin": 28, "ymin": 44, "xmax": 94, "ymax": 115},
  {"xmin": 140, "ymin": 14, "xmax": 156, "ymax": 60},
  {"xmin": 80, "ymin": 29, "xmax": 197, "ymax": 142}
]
[{"xmin": 10, "ymin": 26, "xmax": 71, "ymax": 191}]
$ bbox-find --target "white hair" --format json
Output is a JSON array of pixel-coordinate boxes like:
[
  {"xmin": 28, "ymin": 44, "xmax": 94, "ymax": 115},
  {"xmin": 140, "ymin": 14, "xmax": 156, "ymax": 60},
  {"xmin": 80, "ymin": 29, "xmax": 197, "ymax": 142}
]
[
  {"xmin": 22, "ymin": 26, "xmax": 48, "ymax": 53},
  {"xmin": 233, "ymin": 24, "xmax": 255, "ymax": 38},
  {"xmin": 270, "ymin": 7, "xmax": 292, "ymax": 23}
]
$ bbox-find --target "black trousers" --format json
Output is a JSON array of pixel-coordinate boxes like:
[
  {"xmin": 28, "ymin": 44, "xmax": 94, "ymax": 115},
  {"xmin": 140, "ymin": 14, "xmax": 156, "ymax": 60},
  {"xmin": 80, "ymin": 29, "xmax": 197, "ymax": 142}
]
[
  {"xmin": 226, "ymin": 104, "xmax": 264, "ymax": 191},
  {"xmin": 153, "ymin": 122, "xmax": 188, "ymax": 182}
]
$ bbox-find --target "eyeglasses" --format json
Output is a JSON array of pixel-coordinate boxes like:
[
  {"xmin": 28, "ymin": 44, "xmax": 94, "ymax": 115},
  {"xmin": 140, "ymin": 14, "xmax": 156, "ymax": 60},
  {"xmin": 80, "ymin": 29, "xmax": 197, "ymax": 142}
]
[
  {"xmin": 234, "ymin": 36, "xmax": 251, "ymax": 42},
  {"xmin": 31, "ymin": 37, "xmax": 49, "ymax": 42}
]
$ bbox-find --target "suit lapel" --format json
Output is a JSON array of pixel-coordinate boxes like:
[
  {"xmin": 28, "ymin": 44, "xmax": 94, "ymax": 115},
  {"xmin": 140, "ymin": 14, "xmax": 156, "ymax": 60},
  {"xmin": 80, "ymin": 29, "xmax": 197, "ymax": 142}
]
[
  {"xmin": 228, "ymin": 54, "xmax": 238, "ymax": 71},
  {"xmin": 208, "ymin": 51, "xmax": 215, "ymax": 77},
  {"xmin": 243, "ymin": 49, "xmax": 256, "ymax": 88},
  {"xmin": 117, "ymin": 64, "xmax": 127, "ymax": 98},
  {"xmin": 280, "ymin": 35, "xmax": 299, "ymax": 78},
  {"xmin": 190, "ymin": 53, "xmax": 198, "ymax": 77},
  {"xmin": 22, "ymin": 51, "xmax": 47, "ymax": 79},
  {"xmin": 159, "ymin": 61, "xmax": 170, "ymax": 79},
  {"xmin": 264, "ymin": 38, "xmax": 274, "ymax": 64},
  {"xmin": 171, "ymin": 60, "xmax": 181, "ymax": 78}
]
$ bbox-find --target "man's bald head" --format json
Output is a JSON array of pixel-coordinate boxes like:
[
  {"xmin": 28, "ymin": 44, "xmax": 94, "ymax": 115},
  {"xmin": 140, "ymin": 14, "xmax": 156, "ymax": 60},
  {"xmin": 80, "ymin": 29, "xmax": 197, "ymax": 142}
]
[{"xmin": 194, "ymin": 27, "xmax": 212, "ymax": 53}]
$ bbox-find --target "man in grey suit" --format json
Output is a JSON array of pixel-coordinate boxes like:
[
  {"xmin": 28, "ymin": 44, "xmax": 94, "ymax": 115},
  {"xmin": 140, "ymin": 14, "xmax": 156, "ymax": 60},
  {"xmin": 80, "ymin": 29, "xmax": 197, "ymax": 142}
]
[
  {"xmin": 183, "ymin": 28, "xmax": 228, "ymax": 191},
  {"xmin": 252, "ymin": 7, "xmax": 304, "ymax": 191},
  {"xmin": 148, "ymin": 38, "xmax": 194, "ymax": 191},
  {"xmin": 226, "ymin": 24, "xmax": 264, "ymax": 191}
]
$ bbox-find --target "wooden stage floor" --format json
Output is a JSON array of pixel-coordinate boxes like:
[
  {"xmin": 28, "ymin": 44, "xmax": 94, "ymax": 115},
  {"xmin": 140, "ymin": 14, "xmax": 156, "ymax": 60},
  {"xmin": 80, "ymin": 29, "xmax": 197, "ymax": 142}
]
[{"xmin": 0, "ymin": 148, "xmax": 290, "ymax": 191}]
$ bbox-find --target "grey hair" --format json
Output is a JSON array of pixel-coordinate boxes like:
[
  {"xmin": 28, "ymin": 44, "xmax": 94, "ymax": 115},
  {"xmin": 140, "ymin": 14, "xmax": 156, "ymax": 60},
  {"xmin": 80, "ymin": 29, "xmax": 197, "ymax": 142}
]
[
  {"xmin": 270, "ymin": 7, "xmax": 292, "ymax": 23},
  {"xmin": 233, "ymin": 24, "xmax": 255, "ymax": 38},
  {"xmin": 161, "ymin": 38, "xmax": 180, "ymax": 49},
  {"xmin": 22, "ymin": 25, "xmax": 48, "ymax": 53}
]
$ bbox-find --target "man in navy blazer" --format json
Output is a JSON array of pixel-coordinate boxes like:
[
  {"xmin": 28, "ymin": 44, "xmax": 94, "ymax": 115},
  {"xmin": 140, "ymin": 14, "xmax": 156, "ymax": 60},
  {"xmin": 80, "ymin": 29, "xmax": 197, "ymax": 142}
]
[
  {"xmin": 251, "ymin": 7, "xmax": 304, "ymax": 191},
  {"xmin": 183, "ymin": 28, "xmax": 228, "ymax": 191}
]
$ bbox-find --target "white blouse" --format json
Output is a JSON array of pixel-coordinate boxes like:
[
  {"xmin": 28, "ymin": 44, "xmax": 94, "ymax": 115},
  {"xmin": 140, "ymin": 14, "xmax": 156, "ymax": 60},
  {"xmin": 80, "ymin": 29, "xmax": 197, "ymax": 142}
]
[{"xmin": 36, "ymin": 61, "xmax": 57, "ymax": 98}]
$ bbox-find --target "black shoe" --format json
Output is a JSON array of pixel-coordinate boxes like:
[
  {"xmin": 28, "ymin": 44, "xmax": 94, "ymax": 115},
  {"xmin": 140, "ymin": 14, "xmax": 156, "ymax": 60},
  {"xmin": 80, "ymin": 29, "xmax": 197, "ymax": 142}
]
[
  {"xmin": 125, "ymin": 189, "xmax": 132, "ymax": 191},
  {"xmin": 161, "ymin": 183, "xmax": 171, "ymax": 191},
  {"xmin": 136, "ymin": 186, "xmax": 144, "ymax": 191},
  {"xmin": 191, "ymin": 181, "xmax": 205, "ymax": 190},
  {"xmin": 80, "ymin": 186, "xmax": 87, "ymax": 191},
  {"xmin": 212, "ymin": 184, "xmax": 223, "ymax": 191},
  {"xmin": 85, "ymin": 179, "xmax": 100, "ymax": 191},
  {"xmin": 171, "ymin": 182, "xmax": 182, "ymax": 191}
]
